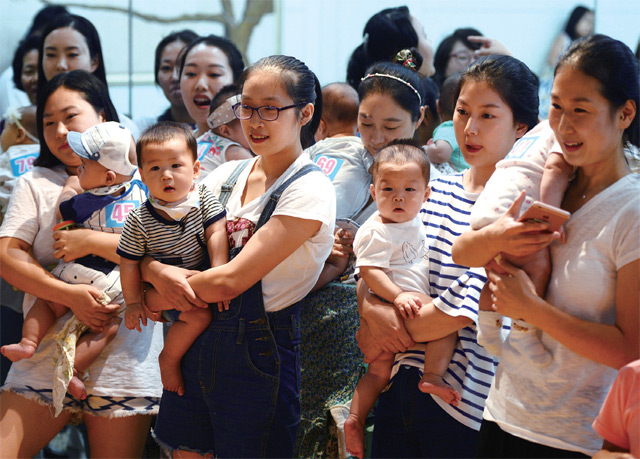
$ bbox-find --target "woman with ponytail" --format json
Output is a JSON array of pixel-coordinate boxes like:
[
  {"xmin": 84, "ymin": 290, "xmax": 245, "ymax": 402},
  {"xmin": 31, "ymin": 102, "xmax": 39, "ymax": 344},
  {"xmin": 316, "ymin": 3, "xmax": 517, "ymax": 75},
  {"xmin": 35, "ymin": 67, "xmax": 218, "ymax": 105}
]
[{"xmin": 142, "ymin": 55, "xmax": 336, "ymax": 458}]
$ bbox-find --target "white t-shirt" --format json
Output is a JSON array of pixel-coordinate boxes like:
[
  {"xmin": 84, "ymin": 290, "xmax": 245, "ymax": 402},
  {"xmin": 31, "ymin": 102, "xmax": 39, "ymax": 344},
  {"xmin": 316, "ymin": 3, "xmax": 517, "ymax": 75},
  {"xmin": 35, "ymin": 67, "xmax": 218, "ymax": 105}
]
[
  {"xmin": 202, "ymin": 154, "xmax": 336, "ymax": 311},
  {"xmin": 484, "ymin": 173, "xmax": 640, "ymax": 455},
  {"xmin": 0, "ymin": 166, "xmax": 163, "ymax": 397},
  {"xmin": 353, "ymin": 212, "xmax": 429, "ymax": 294},
  {"xmin": 196, "ymin": 131, "xmax": 242, "ymax": 182},
  {"xmin": 0, "ymin": 143, "xmax": 39, "ymax": 218}
]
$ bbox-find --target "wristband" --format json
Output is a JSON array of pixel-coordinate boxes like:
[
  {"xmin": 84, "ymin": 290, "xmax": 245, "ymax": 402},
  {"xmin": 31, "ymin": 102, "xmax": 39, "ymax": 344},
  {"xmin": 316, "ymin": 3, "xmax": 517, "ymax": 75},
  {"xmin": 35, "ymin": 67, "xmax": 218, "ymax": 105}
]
[{"xmin": 53, "ymin": 220, "xmax": 76, "ymax": 231}]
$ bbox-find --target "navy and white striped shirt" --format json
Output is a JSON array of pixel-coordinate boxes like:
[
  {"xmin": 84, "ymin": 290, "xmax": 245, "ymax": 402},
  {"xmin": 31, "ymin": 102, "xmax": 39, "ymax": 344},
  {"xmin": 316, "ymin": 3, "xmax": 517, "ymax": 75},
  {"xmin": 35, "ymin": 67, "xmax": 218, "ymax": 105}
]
[
  {"xmin": 389, "ymin": 174, "xmax": 496, "ymax": 431},
  {"xmin": 117, "ymin": 184, "xmax": 225, "ymax": 269}
]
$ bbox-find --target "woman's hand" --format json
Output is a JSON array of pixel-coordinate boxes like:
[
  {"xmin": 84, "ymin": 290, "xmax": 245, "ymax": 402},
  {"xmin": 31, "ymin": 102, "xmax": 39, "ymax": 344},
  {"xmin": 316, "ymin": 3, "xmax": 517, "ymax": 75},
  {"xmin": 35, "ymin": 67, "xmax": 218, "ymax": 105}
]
[
  {"xmin": 468, "ymin": 35, "xmax": 513, "ymax": 57},
  {"xmin": 52, "ymin": 228, "xmax": 93, "ymax": 262},
  {"xmin": 142, "ymin": 258, "xmax": 208, "ymax": 311},
  {"xmin": 487, "ymin": 258, "xmax": 541, "ymax": 321},
  {"xmin": 328, "ymin": 227, "xmax": 354, "ymax": 262},
  {"xmin": 66, "ymin": 283, "xmax": 121, "ymax": 331}
]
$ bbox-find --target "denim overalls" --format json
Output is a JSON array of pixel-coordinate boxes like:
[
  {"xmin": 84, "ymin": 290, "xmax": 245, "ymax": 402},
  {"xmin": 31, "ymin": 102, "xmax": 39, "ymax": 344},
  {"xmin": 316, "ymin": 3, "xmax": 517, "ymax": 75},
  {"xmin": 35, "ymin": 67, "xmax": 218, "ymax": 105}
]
[{"xmin": 154, "ymin": 160, "xmax": 322, "ymax": 458}]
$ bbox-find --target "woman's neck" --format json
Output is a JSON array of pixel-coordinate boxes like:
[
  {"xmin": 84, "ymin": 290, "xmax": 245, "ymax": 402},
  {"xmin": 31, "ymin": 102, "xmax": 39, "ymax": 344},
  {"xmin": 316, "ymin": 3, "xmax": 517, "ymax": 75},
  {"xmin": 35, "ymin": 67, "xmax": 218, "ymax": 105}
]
[
  {"xmin": 462, "ymin": 164, "xmax": 495, "ymax": 194},
  {"xmin": 170, "ymin": 105, "xmax": 194, "ymax": 125}
]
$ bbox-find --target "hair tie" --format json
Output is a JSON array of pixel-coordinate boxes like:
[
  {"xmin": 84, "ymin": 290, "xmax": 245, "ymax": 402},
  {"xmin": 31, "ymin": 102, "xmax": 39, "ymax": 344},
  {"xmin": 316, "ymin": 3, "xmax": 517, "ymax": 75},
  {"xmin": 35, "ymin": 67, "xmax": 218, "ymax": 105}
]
[
  {"xmin": 394, "ymin": 49, "xmax": 417, "ymax": 71},
  {"xmin": 207, "ymin": 94, "xmax": 241, "ymax": 129},
  {"xmin": 3, "ymin": 106, "xmax": 39, "ymax": 143},
  {"xmin": 361, "ymin": 73, "xmax": 422, "ymax": 105}
]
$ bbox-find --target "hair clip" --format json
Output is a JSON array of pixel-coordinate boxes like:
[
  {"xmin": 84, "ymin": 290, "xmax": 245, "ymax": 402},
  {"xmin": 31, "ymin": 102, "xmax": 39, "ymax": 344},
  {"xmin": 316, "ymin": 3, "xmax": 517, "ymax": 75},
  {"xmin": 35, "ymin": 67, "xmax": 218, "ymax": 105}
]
[
  {"xmin": 394, "ymin": 49, "xmax": 417, "ymax": 71},
  {"xmin": 361, "ymin": 73, "xmax": 422, "ymax": 105}
]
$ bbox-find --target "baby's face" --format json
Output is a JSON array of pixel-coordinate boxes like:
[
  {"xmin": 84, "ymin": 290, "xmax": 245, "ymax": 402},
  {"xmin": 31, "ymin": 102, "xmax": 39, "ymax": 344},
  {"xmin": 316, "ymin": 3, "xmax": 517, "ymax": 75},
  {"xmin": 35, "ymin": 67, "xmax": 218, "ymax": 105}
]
[
  {"xmin": 77, "ymin": 157, "xmax": 109, "ymax": 191},
  {"xmin": 371, "ymin": 161, "xmax": 430, "ymax": 224},
  {"xmin": 139, "ymin": 138, "xmax": 199, "ymax": 203}
]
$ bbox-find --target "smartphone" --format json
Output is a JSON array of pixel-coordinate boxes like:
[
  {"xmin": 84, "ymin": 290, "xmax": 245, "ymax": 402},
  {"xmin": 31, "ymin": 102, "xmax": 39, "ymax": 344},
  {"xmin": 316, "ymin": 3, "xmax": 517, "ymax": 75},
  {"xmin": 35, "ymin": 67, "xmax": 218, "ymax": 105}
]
[
  {"xmin": 518, "ymin": 201, "xmax": 571, "ymax": 232},
  {"xmin": 336, "ymin": 218, "xmax": 360, "ymax": 236}
]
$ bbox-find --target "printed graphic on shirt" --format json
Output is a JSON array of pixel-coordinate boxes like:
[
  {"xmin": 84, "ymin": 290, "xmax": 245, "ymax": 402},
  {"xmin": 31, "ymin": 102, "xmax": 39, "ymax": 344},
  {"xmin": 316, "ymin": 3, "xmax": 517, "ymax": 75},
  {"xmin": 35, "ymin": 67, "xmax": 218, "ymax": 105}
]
[
  {"xmin": 10, "ymin": 152, "xmax": 37, "ymax": 176},
  {"xmin": 313, "ymin": 155, "xmax": 344, "ymax": 181},
  {"xmin": 197, "ymin": 138, "xmax": 223, "ymax": 162},
  {"xmin": 227, "ymin": 217, "xmax": 255, "ymax": 249},
  {"xmin": 106, "ymin": 200, "xmax": 138, "ymax": 227},
  {"xmin": 402, "ymin": 239, "xmax": 428, "ymax": 264},
  {"xmin": 505, "ymin": 134, "xmax": 540, "ymax": 160}
]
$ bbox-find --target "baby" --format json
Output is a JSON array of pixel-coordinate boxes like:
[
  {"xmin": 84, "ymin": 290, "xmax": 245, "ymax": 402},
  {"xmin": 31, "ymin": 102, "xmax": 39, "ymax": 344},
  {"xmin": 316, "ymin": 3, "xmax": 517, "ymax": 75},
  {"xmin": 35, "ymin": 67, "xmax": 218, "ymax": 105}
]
[
  {"xmin": 345, "ymin": 139, "xmax": 460, "ymax": 459},
  {"xmin": 118, "ymin": 121, "xmax": 228, "ymax": 396},
  {"xmin": 0, "ymin": 105, "xmax": 39, "ymax": 223},
  {"xmin": 197, "ymin": 84, "xmax": 252, "ymax": 181},
  {"xmin": 453, "ymin": 120, "xmax": 573, "ymax": 366},
  {"xmin": 1, "ymin": 121, "xmax": 145, "ymax": 414}
]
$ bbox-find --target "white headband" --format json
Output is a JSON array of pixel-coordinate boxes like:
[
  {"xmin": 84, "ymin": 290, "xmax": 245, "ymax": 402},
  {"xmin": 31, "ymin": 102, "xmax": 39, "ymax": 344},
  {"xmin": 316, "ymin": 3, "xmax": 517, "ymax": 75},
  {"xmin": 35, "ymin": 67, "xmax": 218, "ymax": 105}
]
[
  {"xmin": 3, "ymin": 106, "xmax": 39, "ymax": 143},
  {"xmin": 361, "ymin": 73, "xmax": 422, "ymax": 106},
  {"xmin": 207, "ymin": 94, "xmax": 241, "ymax": 129}
]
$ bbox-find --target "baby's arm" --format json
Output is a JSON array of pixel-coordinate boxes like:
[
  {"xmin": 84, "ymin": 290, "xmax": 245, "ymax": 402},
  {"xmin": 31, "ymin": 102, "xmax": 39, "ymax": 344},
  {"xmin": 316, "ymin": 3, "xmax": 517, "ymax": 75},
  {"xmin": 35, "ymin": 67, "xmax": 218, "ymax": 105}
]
[
  {"xmin": 425, "ymin": 139, "xmax": 454, "ymax": 165},
  {"xmin": 540, "ymin": 152, "xmax": 573, "ymax": 208},
  {"xmin": 121, "ymin": 258, "xmax": 147, "ymax": 332},
  {"xmin": 359, "ymin": 266, "xmax": 421, "ymax": 319},
  {"xmin": 56, "ymin": 175, "xmax": 84, "ymax": 220}
]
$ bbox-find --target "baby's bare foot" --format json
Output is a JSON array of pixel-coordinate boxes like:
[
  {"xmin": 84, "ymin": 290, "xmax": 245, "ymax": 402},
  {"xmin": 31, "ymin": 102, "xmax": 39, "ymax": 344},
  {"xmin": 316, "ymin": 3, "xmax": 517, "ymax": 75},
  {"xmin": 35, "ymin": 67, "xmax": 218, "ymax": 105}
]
[
  {"xmin": 1, "ymin": 339, "xmax": 37, "ymax": 362},
  {"xmin": 68, "ymin": 375, "xmax": 87, "ymax": 400},
  {"xmin": 159, "ymin": 352, "xmax": 185, "ymax": 396},
  {"xmin": 344, "ymin": 413, "xmax": 365, "ymax": 459},
  {"xmin": 418, "ymin": 372, "xmax": 461, "ymax": 406}
]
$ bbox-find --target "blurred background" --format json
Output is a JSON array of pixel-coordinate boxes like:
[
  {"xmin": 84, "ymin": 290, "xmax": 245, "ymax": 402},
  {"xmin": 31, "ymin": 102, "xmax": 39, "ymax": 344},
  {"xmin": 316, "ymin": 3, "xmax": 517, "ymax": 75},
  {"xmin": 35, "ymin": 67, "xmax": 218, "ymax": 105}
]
[{"xmin": 1, "ymin": 0, "xmax": 638, "ymax": 121}]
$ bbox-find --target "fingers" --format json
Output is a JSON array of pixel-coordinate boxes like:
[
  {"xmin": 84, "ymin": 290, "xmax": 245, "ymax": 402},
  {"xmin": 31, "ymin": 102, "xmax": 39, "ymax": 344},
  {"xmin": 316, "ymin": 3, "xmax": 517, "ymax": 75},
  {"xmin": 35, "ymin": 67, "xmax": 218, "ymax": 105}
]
[
  {"xmin": 507, "ymin": 190, "xmax": 527, "ymax": 218},
  {"xmin": 467, "ymin": 35, "xmax": 489, "ymax": 45}
]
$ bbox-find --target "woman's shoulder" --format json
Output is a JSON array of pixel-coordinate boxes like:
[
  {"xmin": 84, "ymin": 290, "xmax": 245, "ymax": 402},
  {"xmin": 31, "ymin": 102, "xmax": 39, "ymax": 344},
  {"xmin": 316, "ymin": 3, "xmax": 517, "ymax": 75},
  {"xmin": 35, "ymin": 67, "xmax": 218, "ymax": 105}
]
[{"xmin": 18, "ymin": 165, "xmax": 67, "ymax": 186}]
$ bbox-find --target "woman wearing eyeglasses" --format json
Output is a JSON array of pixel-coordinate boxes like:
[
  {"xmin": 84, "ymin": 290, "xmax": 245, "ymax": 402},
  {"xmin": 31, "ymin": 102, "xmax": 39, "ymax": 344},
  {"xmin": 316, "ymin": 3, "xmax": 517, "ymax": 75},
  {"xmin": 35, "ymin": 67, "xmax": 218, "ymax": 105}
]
[{"xmin": 432, "ymin": 28, "xmax": 483, "ymax": 88}]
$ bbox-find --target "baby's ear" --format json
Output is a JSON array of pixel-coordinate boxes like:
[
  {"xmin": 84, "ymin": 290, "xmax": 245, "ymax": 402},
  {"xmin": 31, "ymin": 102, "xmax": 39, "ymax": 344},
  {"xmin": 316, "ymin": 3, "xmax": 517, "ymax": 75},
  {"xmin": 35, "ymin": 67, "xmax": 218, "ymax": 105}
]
[{"xmin": 105, "ymin": 170, "xmax": 117, "ymax": 185}]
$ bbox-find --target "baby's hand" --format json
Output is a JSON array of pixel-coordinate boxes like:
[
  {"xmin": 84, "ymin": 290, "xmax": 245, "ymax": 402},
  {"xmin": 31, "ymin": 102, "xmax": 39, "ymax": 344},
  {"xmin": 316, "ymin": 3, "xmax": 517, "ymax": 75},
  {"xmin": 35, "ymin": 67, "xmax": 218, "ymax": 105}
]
[
  {"xmin": 216, "ymin": 300, "xmax": 230, "ymax": 312},
  {"xmin": 124, "ymin": 303, "xmax": 147, "ymax": 332},
  {"xmin": 393, "ymin": 292, "xmax": 423, "ymax": 319}
]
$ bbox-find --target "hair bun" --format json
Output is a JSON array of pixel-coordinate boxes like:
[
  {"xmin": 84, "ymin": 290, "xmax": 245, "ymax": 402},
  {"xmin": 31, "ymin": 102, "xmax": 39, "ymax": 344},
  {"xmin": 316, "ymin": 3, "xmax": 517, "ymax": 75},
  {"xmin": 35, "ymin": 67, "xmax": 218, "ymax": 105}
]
[{"xmin": 393, "ymin": 47, "xmax": 423, "ymax": 73}]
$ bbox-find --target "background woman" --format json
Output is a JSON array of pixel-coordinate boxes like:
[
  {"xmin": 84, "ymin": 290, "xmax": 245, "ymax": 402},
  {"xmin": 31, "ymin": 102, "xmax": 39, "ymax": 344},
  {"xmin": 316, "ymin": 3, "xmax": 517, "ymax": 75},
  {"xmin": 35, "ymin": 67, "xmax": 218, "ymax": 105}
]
[
  {"xmin": 36, "ymin": 13, "xmax": 140, "ymax": 138},
  {"xmin": 11, "ymin": 33, "xmax": 41, "ymax": 106},
  {"xmin": 357, "ymin": 54, "xmax": 540, "ymax": 458},
  {"xmin": 476, "ymin": 34, "xmax": 639, "ymax": 458},
  {"xmin": 0, "ymin": 70, "xmax": 163, "ymax": 457},
  {"xmin": 432, "ymin": 27, "xmax": 482, "ymax": 88}
]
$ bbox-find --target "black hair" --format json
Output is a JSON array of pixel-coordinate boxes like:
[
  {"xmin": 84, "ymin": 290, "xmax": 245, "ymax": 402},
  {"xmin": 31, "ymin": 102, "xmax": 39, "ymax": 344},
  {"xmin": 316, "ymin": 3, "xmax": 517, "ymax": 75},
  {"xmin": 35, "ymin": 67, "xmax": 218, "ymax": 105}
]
[
  {"xmin": 137, "ymin": 121, "xmax": 197, "ymax": 165},
  {"xmin": 179, "ymin": 35, "xmax": 245, "ymax": 83},
  {"xmin": 12, "ymin": 33, "xmax": 41, "ymax": 90},
  {"xmin": 35, "ymin": 70, "xmax": 119, "ymax": 169},
  {"xmin": 419, "ymin": 76, "xmax": 439, "ymax": 124},
  {"xmin": 238, "ymin": 55, "xmax": 322, "ymax": 150},
  {"xmin": 439, "ymin": 72, "xmax": 462, "ymax": 120},
  {"xmin": 372, "ymin": 137, "xmax": 430, "ymax": 184},
  {"xmin": 154, "ymin": 30, "xmax": 198, "ymax": 86},
  {"xmin": 209, "ymin": 84, "xmax": 240, "ymax": 114},
  {"xmin": 346, "ymin": 6, "xmax": 420, "ymax": 89},
  {"xmin": 28, "ymin": 5, "xmax": 69, "ymax": 37},
  {"xmin": 37, "ymin": 14, "xmax": 107, "ymax": 101},
  {"xmin": 557, "ymin": 34, "xmax": 640, "ymax": 147},
  {"xmin": 456, "ymin": 55, "xmax": 539, "ymax": 132},
  {"xmin": 433, "ymin": 27, "xmax": 483, "ymax": 87},
  {"xmin": 564, "ymin": 6, "xmax": 593, "ymax": 41},
  {"xmin": 358, "ymin": 61, "xmax": 426, "ymax": 122}
]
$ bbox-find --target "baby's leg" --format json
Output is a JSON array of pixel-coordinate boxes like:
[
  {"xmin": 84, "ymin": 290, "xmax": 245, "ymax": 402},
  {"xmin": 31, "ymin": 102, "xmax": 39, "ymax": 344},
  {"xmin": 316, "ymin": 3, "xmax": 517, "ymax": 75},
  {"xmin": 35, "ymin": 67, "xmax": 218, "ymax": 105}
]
[
  {"xmin": 419, "ymin": 333, "xmax": 460, "ymax": 405},
  {"xmin": 345, "ymin": 353, "xmax": 394, "ymax": 459},
  {"xmin": 1, "ymin": 299, "xmax": 68, "ymax": 362},
  {"xmin": 69, "ymin": 318, "xmax": 122, "ymax": 400},
  {"xmin": 160, "ymin": 307, "xmax": 212, "ymax": 396},
  {"xmin": 503, "ymin": 250, "xmax": 552, "ymax": 367}
]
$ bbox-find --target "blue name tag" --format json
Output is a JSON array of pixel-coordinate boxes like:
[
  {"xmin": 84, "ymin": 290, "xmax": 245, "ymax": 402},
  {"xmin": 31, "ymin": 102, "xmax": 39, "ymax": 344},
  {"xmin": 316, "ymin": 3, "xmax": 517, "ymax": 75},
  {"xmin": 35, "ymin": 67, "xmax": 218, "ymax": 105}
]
[
  {"xmin": 105, "ymin": 200, "xmax": 138, "ymax": 227},
  {"xmin": 9, "ymin": 152, "xmax": 38, "ymax": 177},
  {"xmin": 505, "ymin": 135, "xmax": 539, "ymax": 160},
  {"xmin": 314, "ymin": 155, "xmax": 344, "ymax": 181}
]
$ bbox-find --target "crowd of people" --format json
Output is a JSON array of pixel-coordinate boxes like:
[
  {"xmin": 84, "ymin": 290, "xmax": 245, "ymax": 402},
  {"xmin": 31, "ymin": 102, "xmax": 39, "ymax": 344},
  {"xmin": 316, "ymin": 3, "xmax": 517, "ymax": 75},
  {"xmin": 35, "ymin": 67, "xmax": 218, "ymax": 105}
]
[{"xmin": 0, "ymin": 4, "xmax": 638, "ymax": 458}]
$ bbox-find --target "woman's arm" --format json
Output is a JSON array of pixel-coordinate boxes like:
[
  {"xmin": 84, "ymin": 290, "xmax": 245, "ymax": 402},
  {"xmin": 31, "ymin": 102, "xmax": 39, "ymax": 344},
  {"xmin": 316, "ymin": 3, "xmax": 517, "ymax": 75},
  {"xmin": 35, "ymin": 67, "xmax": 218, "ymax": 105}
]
[
  {"xmin": 0, "ymin": 237, "xmax": 119, "ymax": 329},
  {"xmin": 489, "ymin": 259, "xmax": 640, "ymax": 369},
  {"xmin": 188, "ymin": 215, "xmax": 322, "ymax": 302},
  {"xmin": 52, "ymin": 229, "xmax": 120, "ymax": 263}
]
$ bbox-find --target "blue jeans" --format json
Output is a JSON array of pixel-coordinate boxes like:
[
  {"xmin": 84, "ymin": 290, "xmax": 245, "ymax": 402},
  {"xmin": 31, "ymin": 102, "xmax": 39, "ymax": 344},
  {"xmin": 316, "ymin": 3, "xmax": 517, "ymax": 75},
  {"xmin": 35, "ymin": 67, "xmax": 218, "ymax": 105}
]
[
  {"xmin": 371, "ymin": 366, "xmax": 479, "ymax": 458},
  {"xmin": 154, "ymin": 269, "xmax": 302, "ymax": 458}
]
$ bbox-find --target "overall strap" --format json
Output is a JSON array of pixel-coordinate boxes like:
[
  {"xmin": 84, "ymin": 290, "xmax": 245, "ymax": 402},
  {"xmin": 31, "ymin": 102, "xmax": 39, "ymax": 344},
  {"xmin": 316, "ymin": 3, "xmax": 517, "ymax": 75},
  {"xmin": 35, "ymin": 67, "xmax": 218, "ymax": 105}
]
[
  {"xmin": 218, "ymin": 159, "xmax": 252, "ymax": 207},
  {"xmin": 255, "ymin": 163, "xmax": 323, "ymax": 231}
]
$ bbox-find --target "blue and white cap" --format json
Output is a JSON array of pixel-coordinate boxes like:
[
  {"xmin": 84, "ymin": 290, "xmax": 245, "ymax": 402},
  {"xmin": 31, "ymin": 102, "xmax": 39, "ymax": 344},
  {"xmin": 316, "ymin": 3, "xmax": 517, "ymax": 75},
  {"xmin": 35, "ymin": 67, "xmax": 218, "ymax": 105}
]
[{"xmin": 67, "ymin": 122, "xmax": 136, "ymax": 176}]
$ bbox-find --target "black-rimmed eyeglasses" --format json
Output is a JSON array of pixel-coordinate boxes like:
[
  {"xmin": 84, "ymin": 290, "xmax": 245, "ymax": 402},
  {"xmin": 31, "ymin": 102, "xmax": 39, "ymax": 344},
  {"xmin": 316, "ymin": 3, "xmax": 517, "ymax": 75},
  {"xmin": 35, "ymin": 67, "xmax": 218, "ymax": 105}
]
[{"xmin": 232, "ymin": 102, "xmax": 307, "ymax": 121}]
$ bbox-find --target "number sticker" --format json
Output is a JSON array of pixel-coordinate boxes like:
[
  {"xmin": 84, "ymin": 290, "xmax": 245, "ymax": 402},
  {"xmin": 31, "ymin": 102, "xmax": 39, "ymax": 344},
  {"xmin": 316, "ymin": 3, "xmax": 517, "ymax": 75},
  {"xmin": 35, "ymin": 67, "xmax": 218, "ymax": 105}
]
[
  {"xmin": 106, "ymin": 201, "xmax": 137, "ymax": 227},
  {"xmin": 314, "ymin": 155, "xmax": 344, "ymax": 181},
  {"xmin": 9, "ymin": 153, "xmax": 37, "ymax": 177},
  {"xmin": 506, "ymin": 135, "xmax": 539, "ymax": 160}
]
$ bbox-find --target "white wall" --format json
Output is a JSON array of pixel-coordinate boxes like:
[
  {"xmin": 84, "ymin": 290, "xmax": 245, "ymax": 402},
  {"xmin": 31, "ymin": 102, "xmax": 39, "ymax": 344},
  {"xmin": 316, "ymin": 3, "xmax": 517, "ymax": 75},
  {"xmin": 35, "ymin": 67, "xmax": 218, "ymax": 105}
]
[{"xmin": 1, "ymin": 0, "xmax": 638, "ymax": 121}]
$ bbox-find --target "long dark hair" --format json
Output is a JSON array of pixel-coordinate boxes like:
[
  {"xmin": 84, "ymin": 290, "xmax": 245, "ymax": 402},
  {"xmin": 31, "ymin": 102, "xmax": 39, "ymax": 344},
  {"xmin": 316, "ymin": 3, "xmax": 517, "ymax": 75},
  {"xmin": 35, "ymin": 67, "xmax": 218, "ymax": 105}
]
[
  {"xmin": 346, "ymin": 6, "xmax": 419, "ymax": 89},
  {"xmin": 35, "ymin": 70, "xmax": 119, "ymax": 168},
  {"xmin": 154, "ymin": 29, "xmax": 198, "ymax": 85},
  {"xmin": 238, "ymin": 55, "xmax": 322, "ymax": 150},
  {"xmin": 37, "ymin": 14, "xmax": 107, "ymax": 101},
  {"xmin": 178, "ymin": 35, "xmax": 245, "ymax": 83},
  {"xmin": 564, "ymin": 6, "xmax": 593, "ymax": 41},
  {"xmin": 12, "ymin": 33, "xmax": 41, "ymax": 90},
  {"xmin": 556, "ymin": 34, "xmax": 639, "ymax": 147},
  {"xmin": 456, "ymin": 55, "xmax": 539, "ymax": 132},
  {"xmin": 432, "ymin": 27, "xmax": 483, "ymax": 87}
]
